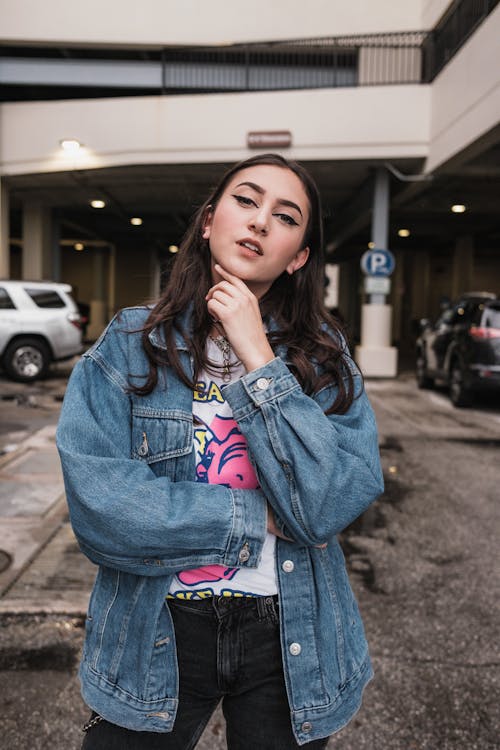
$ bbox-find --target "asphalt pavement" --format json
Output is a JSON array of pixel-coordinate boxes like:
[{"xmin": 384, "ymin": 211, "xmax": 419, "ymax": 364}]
[{"xmin": 0, "ymin": 360, "xmax": 499, "ymax": 749}]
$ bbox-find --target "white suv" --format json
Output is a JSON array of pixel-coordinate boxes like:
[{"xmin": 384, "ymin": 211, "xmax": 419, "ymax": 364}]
[{"xmin": 0, "ymin": 280, "xmax": 83, "ymax": 382}]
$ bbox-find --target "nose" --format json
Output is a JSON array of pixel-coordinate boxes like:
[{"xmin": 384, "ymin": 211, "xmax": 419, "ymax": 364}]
[{"xmin": 249, "ymin": 208, "xmax": 269, "ymax": 235}]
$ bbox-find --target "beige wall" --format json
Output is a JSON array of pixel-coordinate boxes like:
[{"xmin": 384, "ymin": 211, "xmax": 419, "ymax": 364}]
[
  {"xmin": 421, "ymin": 0, "xmax": 451, "ymax": 28},
  {"xmin": 0, "ymin": 0, "xmax": 425, "ymax": 46},
  {"xmin": 0, "ymin": 86, "xmax": 431, "ymax": 176},
  {"xmin": 426, "ymin": 5, "xmax": 500, "ymax": 172}
]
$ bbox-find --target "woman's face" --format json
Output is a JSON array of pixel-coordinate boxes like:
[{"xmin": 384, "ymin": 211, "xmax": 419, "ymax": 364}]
[{"xmin": 203, "ymin": 164, "xmax": 311, "ymax": 298}]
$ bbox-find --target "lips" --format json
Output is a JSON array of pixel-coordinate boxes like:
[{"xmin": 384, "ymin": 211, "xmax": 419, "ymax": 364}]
[{"xmin": 238, "ymin": 239, "xmax": 263, "ymax": 256}]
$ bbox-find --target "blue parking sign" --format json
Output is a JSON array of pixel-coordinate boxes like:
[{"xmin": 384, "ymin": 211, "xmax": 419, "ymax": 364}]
[{"xmin": 360, "ymin": 248, "xmax": 395, "ymax": 277}]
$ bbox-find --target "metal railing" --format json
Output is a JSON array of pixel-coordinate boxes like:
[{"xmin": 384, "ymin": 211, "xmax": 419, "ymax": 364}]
[
  {"xmin": 159, "ymin": 33, "xmax": 426, "ymax": 93},
  {"xmin": 423, "ymin": 0, "xmax": 499, "ymax": 81},
  {"xmin": 0, "ymin": 0, "xmax": 498, "ymax": 101}
]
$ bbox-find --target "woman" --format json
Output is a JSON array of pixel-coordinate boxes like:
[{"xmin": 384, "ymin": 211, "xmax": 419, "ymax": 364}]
[{"xmin": 57, "ymin": 153, "xmax": 384, "ymax": 749}]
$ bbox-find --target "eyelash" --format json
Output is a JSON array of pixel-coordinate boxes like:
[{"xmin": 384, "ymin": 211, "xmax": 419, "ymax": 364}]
[{"xmin": 232, "ymin": 194, "xmax": 299, "ymax": 227}]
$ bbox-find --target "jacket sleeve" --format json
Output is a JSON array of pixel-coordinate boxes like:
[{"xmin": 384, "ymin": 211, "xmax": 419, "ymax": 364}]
[
  {"xmin": 56, "ymin": 354, "xmax": 267, "ymax": 577},
  {"xmin": 223, "ymin": 356, "xmax": 384, "ymax": 546}
]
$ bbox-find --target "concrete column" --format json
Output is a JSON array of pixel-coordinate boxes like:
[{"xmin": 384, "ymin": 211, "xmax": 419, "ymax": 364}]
[
  {"xmin": 87, "ymin": 248, "xmax": 108, "ymax": 340},
  {"xmin": 0, "ymin": 179, "xmax": 9, "ymax": 278},
  {"xmin": 355, "ymin": 168, "xmax": 398, "ymax": 376},
  {"xmin": 451, "ymin": 235, "xmax": 474, "ymax": 299},
  {"xmin": 51, "ymin": 217, "xmax": 61, "ymax": 282},
  {"xmin": 150, "ymin": 247, "xmax": 161, "ymax": 301},
  {"xmin": 22, "ymin": 203, "xmax": 52, "ymax": 280},
  {"xmin": 107, "ymin": 244, "xmax": 116, "ymax": 320}
]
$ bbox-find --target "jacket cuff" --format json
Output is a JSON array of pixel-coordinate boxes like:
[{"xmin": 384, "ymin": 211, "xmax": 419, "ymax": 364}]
[
  {"xmin": 223, "ymin": 357, "xmax": 300, "ymax": 418},
  {"xmin": 224, "ymin": 488, "xmax": 267, "ymax": 568}
]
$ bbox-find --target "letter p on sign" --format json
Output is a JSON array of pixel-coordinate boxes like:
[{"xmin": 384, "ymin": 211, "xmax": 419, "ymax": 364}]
[{"xmin": 360, "ymin": 248, "xmax": 395, "ymax": 277}]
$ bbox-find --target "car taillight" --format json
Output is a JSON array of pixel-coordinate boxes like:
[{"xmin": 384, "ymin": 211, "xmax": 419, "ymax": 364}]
[
  {"xmin": 67, "ymin": 312, "xmax": 83, "ymax": 330},
  {"xmin": 470, "ymin": 326, "xmax": 500, "ymax": 340}
]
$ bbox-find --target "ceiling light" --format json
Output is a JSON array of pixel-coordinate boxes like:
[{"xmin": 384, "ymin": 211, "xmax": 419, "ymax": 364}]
[
  {"xmin": 74, "ymin": 242, "xmax": 84, "ymax": 251},
  {"xmin": 451, "ymin": 204, "xmax": 466, "ymax": 213},
  {"xmin": 60, "ymin": 139, "xmax": 82, "ymax": 152},
  {"xmin": 168, "ymin": 245, "xmax": 179, "ymax": 254},
  {"xmin": 398, "ymin": 229, "xmax": 410, "ymax": 237},
  {"xmin": 90, "ymin": 199, "xmax": 106, "ymax": 209},
  {"xmin": 367, "ymin": 241, "xmax": 375, "ymax": 249},
  {"xmin": 130, "ymin": 217, "xmax": 143, "ymax": 226}
]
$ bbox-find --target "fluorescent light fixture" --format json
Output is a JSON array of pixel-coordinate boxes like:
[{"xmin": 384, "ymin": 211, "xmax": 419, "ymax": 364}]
[
  {"xmin": 168, "ymin": 245, "xmax": 179, "ymax": 254},
  {"xmin": 398, "ymin": 229, "xmax": 410, "ymax": 237},
  {"xmin": 60, "ymin": 139, "xmax": 82, "ymax": 152},
  {"xmin": 74, "ymin": 242, "xmax": 84, "ymax": 251},
  {"xmin": 451, "ymin": 204, "xmax": 466, "ymax": 213},
  {"xmin": 90, "ymin": 199, "xmax": 106, "ymax": 209},
  {"xmin": 130, "ymin": 217, "xmax": 143, "ymax": 226}
]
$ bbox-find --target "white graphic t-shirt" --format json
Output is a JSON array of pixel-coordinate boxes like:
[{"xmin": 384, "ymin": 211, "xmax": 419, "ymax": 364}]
[{"xmin": 167, "ymin": 338, "xmax": 278, "ymax": 600}]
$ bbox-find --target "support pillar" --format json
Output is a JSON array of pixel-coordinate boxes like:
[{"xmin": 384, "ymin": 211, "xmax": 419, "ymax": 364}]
[
  {"xmin": 0, "ymin": 179, "xmax": 9, "ymax": 278},
  {"xmin": 22, "ymin": 203, "xmax": 52, "ymax": 279},
  {"xmin": 51, "ymin": 217, "xmax": 61, "ymax": 282},
  {"xmin": 451, "ymin": 235, "xmax": 474, "ymax": 299},
  {"xmin": 355, "ymin": 168, "xmax": 398, "ymax": 377},
  {"xmin": 87, "ymin": 248, "xmax": 108, "ymax": 340}
]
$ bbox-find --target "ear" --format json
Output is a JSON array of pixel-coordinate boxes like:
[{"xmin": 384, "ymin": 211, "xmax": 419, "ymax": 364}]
[
  {"xmin": 202, "ymin": 207, "xmax": 213, "ymax": 240},
  {"xmin": 286, "ymin": 246, "xmax": 310, "ymax": 275}
]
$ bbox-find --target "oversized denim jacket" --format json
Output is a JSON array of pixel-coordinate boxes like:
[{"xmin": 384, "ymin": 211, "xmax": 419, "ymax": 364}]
[{"xmin": 56, "ymin": 306, "xmax": 384, "ymax": 745}]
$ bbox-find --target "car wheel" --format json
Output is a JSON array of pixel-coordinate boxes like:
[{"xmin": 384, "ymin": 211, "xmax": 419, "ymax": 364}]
[
  {"xmin": 3, "ymin": 337, "xmax": 51, "ymax": 382},
  {"xmin": 449, "ymin": 360, "xmax": 472, "ymax": 407},
  {"xmin": 416, "ymin": 353, "xmax": 434, "ymax": 389}
]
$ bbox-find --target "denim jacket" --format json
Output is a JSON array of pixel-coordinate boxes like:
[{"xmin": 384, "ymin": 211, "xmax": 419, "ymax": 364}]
[{"xmin": 56, "ymin": 306, "xmax": 383, "ymax": 745}]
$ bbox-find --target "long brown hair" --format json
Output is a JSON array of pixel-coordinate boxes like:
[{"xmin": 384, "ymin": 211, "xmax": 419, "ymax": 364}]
[{"xmin": 131, "ymin": 154, "xmax": 357, "ymax": 414}]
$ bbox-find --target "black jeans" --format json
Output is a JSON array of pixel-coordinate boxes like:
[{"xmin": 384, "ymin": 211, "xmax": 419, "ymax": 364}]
[{"xmin": 82, "ymin": 595, "xmax": 330, "ymax": 750}]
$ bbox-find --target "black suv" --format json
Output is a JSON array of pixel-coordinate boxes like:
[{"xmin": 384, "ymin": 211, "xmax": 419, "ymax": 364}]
[{"xmin": 416, "ymin": 292, "xmax": 500, "ymax": 407}]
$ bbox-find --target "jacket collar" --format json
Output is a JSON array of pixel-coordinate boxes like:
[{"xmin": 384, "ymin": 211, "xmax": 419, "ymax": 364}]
[
  {"xmin": 148, "ymin": 306, "xmax": 192, "ymax": 352},
  {"xmin": 148, "ymin": 306, "xmax": 288, "ymax": 361}
]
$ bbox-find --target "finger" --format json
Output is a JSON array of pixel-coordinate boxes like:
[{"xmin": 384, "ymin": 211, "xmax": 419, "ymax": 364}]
[
  {"xmin": 206, "ymin": 280, "xmax": 242, "ymax": 301},
  {"xmin": 214, "ymin": 264, "xmax": 254, "ymax": 296},
  {"xmin": 207, "ymin": 298, "xmax": 232, "ymax": 320}
]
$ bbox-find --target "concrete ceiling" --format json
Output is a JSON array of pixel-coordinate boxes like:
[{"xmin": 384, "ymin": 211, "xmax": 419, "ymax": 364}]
[{"xmin": 6, "ymin": 130, "xmax": 500, "ymax": 262}]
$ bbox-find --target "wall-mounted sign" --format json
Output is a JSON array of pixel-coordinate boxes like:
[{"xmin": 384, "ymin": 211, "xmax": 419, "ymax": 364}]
[
  {"xmin": 360, "ymin": 248, "xmax": 395, "ymax": 277},
  {"xmin": 247, "ymin": 131, "xmax": 292, "ymax": 149},
  {"xmin": 364, "ymin": 276, "xmax": 391, "ymax": 295}
]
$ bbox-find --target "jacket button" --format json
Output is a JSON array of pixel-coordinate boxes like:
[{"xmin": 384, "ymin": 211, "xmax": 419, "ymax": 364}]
[
  {"xmin": 302, "ymin": 722, "xmax": 312, "ymax": 733},
  {"xmin": 289, "ymin": 642, "xmax": 301, "ymax": 656},
  {"xmin": 238, "ymin": 546, "xmax": 250, "ymax": 563},
  {"xmin": 255, "ymin": 377, "xmax": 270, "ymax": 390},
  {"xmin": 282, "ymin": 560, "xmax": 294, "ymax": 573}
]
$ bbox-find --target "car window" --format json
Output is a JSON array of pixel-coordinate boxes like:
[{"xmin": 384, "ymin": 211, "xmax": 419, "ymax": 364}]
[
  {"xmin": 0, "ymin": 287, "xmax": 16, "ymax": 309},
  {"xmin": 24, "ymin": 288, "xmax": 66, "ymax": 308}
]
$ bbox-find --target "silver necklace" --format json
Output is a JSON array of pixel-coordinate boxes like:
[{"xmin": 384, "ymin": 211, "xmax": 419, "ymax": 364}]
[{"xmin": 209, "ymin": 333, "xmax": 232, "ymax": 382}]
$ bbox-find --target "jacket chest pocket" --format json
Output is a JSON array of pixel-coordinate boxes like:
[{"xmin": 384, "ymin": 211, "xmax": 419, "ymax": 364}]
[{"xmin": 131, "ymin": 407, "xmax": 193, "ymax": 480}]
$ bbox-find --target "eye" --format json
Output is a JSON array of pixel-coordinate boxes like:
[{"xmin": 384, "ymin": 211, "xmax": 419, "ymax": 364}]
[
  {"xmin": 232, "ymin": 194, "xmax": 256, "ymax": 207},
  {"xmin": 274, "ymin": 212, "xmax": 299, "ymax": 227}
]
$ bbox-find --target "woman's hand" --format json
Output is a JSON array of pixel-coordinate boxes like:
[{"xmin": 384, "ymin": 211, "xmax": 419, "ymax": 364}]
[
  {"xmin": 267, "ymin": 505, "xmax": 327, "ymax": 547},
  {"xmin": 206, "ymin": 264, "xmax": 275, "ymax": 372},
  {"xmin": 267, "ymin": 505, "xmax": 294, "ymax": 542}
]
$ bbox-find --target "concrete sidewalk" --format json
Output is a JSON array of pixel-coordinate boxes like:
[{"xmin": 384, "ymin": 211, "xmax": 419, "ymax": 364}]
[
  {"xmin": 0, "ymin": 422, "xmax": 91, "ymax": 612},
  {"xmin": 0, "ymin": 423, "xmax": 96, "ymax": 614}
]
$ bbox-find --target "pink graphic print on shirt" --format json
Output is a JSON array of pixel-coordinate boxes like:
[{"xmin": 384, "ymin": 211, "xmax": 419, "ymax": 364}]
[{"xmin": 177, "ymin": 414, "xmax": 259, "ymax": 586}]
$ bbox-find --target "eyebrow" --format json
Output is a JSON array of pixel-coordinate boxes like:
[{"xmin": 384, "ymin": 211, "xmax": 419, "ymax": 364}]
[{"xmin": 235, "ymin": 181, "xmax": 303, "ymax": 218}]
